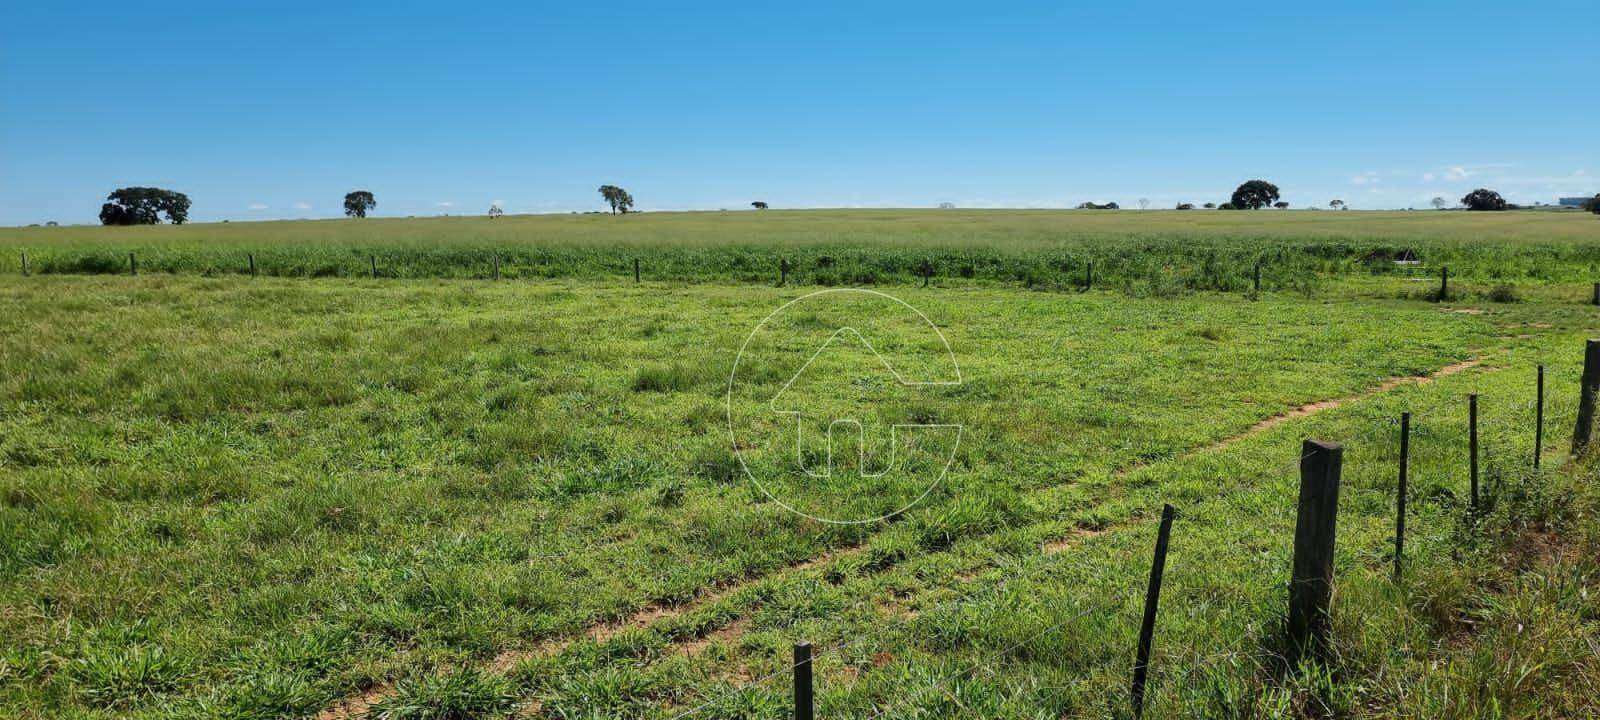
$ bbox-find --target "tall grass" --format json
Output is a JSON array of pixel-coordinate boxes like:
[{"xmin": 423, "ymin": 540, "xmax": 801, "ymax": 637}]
[{"xmin": 2, "ymin": 209, "xmax": 1597, "ymax": 286}]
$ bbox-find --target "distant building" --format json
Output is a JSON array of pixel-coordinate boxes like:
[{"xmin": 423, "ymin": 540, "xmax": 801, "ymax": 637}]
[{"xmin": 1558, "ymin": 196, "xmax": 1594, "ymax": 207}]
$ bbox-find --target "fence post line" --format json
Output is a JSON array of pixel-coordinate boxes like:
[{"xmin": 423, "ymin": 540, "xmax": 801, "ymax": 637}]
[
  {"xmin": 129, "ymin": 252, "xmax": 137, "ymax": 276},
  {"xmin": 1572, "ymin": 339, "xmax": 1600, "ymax": 453},
  {"xmin": 793, "ymin": 641, "xmax": 813, "ymax": 720},
  {"xmin": 1289, "ymin": 439, "xmax": 1342, "ymax": 659},
  {"xmin": 1130, "ymin": 503, "xmax": 1176, "ymax": 719},
  {"xmin": 1395, "ymin": 413, "xmax": 1409, "ymax": 579},
  {"xmin": 1535, "ymin": 365, "xmax": 1545, "ymax": 468},
  {"xmin": 1469, "ymin": 394, "xmax": 1479, "ymax": 512}
]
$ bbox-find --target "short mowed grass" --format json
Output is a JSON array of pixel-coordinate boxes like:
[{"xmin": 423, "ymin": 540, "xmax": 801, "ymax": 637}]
[{"xmin": 0, "ymin": 239, "xmax": 1596, "ymax": 717}]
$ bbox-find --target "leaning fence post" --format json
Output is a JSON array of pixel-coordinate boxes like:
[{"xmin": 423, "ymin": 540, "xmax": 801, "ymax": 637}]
[
  {"xmin": 793, "ymin": 641, "xmax": 813, "ymax": 720},
  {"xmin": 1130, "ymin": 503, "xmax": 1176, "ymax": 719},
  {"xmin": 1289, "ymin": 440, "xmax": 1342, "ymax": 659},
  {"xmin": 1395, "ymin": 413, "xmax": 1409, "ymax": 579},
  {"xmin": 1535, "ymin": 365, "xmax": 1545, "ymax": 468},
  {"xmin": 1469, "ymin": 394, "xmax": 1480, "ymax": 512},
  {"xmin": 1573, "ymin": 340, "xmax": 1600, "ymax": 453},
  {"xmin": 370, "ymin": 255, "xmax": 378, "ymax": 278},
  {"xmin": 248, "ymin": 253, "xmax": 257, "ymax": 277}
]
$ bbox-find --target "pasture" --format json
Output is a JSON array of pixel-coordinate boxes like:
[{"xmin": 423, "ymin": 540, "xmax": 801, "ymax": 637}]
[
  {"xmin": 2, "ymin": 211, "xmax": 1599, "ymax": 719},
  {"xmin": 2, "ymin": 209, "xmax": 1599, "ymax": 288}
]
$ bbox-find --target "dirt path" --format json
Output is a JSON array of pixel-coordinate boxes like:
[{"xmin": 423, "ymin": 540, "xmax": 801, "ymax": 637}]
[{"xmin": 316, "ymin": 355, "xmax": 1486, "ymax": 719}]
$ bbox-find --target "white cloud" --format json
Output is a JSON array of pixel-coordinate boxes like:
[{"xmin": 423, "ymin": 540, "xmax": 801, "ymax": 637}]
[
  {"xmin": 435, "ymin": 201, "xmax": 456, "ymax": 208},
  {"xmin": 1350, "ymin": 172, "xmax": 1380, "ymax": 185},
  {"xmin": 248, "ymin": 203, "xmax": 268, "ymax": 211},
  {"xmin": 293, "ymin": 202, "xmax": 311, "ymax": 210}
]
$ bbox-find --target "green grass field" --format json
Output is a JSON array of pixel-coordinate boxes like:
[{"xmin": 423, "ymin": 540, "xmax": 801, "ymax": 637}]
[
  {"xmin": 2, "ymin": 212, "xmax": 1599, "ymax": 718},
  {"xmin": 3, "ymin": 209, "xmax": 1598, "ymax": 287}
]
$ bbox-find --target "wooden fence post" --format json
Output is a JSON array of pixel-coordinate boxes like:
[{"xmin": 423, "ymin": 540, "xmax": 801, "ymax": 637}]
[
  {"xmin": 1573, "ymin": 340, "xmax": 1600, "ymax": 453},
  {"xmin": 493, "ymin": 255, "xmax": 501, "ymax": 281},
  {"xmin": 1395, "ymin": 413, "xmax": 1409, "ymax": 579},
  {"xmin": 370, "ymin": 255, "xmax": 378, "ymax": 278},
  {"xmin": 20, "ymin": 252, "xmax": 27, "ymax": 276},
  {"xmin": 1289, "ymin": 440, "xmax": 1342, "ymax": 658},
  {"xmin": 129, "ymin": 252, "xmax": 137, "ymax": 276},
  {"xmin": 248, "ymin": 253, "xmax": 257, "ymax": 277},
  {"xmin": 1535, "ymin": 365, "xmax": 1544, "ymax": 469},
  {"xmin": 1592, "ymin": 283, "xmax": 1599, "ymax": 306},
  {"xmin": 1253, "ymin": 261, "xmax": 1262, "ymax": 293},
  {"xmin": 1084, "ymin": 260, "xmax": 1094, "ymax": 291},
  {"xmin": 1469, "ymin": 394, "xmax": 1480, "ymax": 512},
  {"xmin": 793, "ymin": 641, "xmax": 813, "ymax": 720},
  {"xmin": 1436, "ymin": 266, "xmax": 1448, "ymax": 301},
  {"xmin": 779, "ymin": 258, "xmax": 788, "ymax": 286},
  {"xmin": 1130, "ymin": 504, "xmax": 1176, "ymax": 719},
  {"xmin": 634, "ymin": 258, "xmax": 640, "ymax": 283}
]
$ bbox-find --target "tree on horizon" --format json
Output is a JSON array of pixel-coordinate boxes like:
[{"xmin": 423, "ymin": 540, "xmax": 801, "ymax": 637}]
[
  {"xmin": 598, "ymin": 185, "xmax": 634, "ymax": 214},
  {"xmin": 344, "ymin": 191, "xmax": 377, "ymax": 218}
]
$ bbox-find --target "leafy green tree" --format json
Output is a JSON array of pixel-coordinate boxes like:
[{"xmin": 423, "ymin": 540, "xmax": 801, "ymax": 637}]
[
  {"xmin": 99, "ymin": 187, "xmax": 190, "ymax": 225},
  {"xmin": 1230, "ymin": 180, "xmax": 1280, "ymax": 210},
  {"xmin": 1176, "ymin": 203, "xmax": 1196, "ymax": 210},
  {"xmin": 1202, "ymin": 202, "xmax": 1216, "ymax": 209},
  {"xmin": 751, "ymin": 201, "xmax": 768, "ymax": 210},
  {"xmin": 1218, "ymin": 202, "xmax": 1237, "ymax": 210},
  {"xmin": 344, "ymin": 191, "xmax": 377, "ymax": 218},
  {"xmin": 1329, "ymin": 199, "xmax": 1345, "ymax": 210},
  {"xmin": 1273, "ymin": 201, "xmax": 1290, "ymax": 209},
  {"xmin": 1583, "ymin": 194, "xmax": 1600, "ymax": 216},
  {"xmin": 598, "ymin": 185, "xmax": 634, "ymax": 214},
  {"xmin": 1460, "ymin": 188, "xmax": 1506, "ymax": 211},
  {"xmin": 1431, "ymin": 196, "xmax": 1449, "ymax": 210},
  {"xmin": 488, "ymin": 204, "xmax": 503, "ymax": 219}
]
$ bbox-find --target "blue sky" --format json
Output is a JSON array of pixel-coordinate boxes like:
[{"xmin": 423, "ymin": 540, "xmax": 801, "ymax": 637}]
[{"xmin": 2, "ymin": 1, "xmax": 1595, "ymax": 225}]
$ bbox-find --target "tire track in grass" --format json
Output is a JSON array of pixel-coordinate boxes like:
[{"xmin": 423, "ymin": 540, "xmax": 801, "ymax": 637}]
[
  {"xmin": 318, "ymin": 356, "xmax": 1487, "ymax": 719},
  {"xmin": 661, "ymin": 358, "xmax": 1485, "ymax": 657},
  {"xmin": 635, "ymin": 356, "xmax": 1500, "ymax": 717}
]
